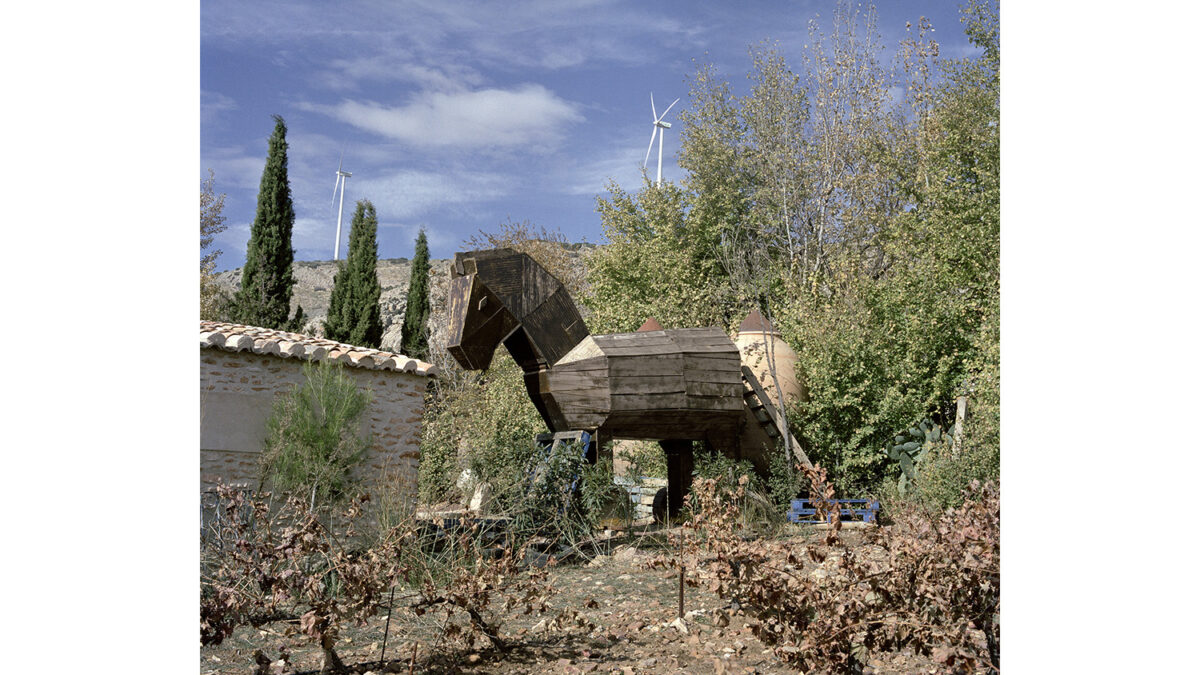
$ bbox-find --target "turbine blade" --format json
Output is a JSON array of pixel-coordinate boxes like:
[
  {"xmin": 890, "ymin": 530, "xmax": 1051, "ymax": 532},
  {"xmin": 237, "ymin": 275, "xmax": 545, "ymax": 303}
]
[
  {"xmin": 650, "ymin": 92, "xmax": 657, "ymax": 120},
  {"xmin": 332, "ymin": 174, "xmax": 340, "ymax": 209},
  {"xmin": 661, "ymin": 97, "xmax": 680, "ymax": 119},
  {"xmin": 644, "ymin": 127, "xmax": 658, "ymax": 168}
]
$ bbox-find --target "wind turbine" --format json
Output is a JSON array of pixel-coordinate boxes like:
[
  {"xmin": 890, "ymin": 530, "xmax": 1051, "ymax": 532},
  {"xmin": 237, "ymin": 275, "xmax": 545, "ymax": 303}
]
[
  {"xmin": 643, "ymin": 93, "xmax": 680, "ymax": 187},
  {"xmin": 331, "ymin": 153, "xmax": 352, "ymax": 260}
]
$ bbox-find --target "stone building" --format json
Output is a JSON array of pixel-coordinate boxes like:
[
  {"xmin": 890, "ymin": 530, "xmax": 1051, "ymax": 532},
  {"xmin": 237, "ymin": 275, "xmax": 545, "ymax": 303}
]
[{"xmin": 200, "ymin": 321, "xmax": 438, "ymax": 502}]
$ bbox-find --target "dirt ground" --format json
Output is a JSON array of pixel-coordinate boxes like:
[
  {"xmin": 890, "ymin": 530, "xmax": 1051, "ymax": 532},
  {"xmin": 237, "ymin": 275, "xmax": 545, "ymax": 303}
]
[{"xmin": 200, "ymin": 526, "xmax": 973, "ymax": 674}]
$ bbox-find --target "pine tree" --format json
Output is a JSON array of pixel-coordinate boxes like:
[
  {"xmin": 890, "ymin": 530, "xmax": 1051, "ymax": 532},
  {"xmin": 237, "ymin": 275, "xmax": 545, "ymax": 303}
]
[
  {"xmin": 231, "ymin": 115, "xmax": 303, "ymax": 330},
  {"xmin": 400, "ymin": 230, "xmax": 431, "ymax": 359},
  {"xmin": 324, "ymin": 200, "xmax": 384, "ymax": 348}
]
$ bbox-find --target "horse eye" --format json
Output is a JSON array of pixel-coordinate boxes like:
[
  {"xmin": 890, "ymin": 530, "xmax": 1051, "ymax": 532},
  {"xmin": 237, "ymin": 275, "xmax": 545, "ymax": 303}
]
[{"xmin": 477, "ymin": 297, "xmax": 488, "ymax": 311}]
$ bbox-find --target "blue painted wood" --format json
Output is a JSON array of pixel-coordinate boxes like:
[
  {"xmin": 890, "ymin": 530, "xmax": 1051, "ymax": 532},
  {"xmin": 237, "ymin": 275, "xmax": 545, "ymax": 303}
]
[{"xmin": 787, "ymin": 498, "xmax": 880, "ymax": 524}]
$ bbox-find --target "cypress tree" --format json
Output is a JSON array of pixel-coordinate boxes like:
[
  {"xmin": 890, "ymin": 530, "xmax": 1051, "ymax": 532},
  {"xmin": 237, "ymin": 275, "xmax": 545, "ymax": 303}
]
[
  {"xmin": 324, "ymin": 200, "xmax": 383, "ymax": 348},
  {"xmin": 400, "ymin": 230, "xmax": 431, "ymax": 359},
  {"xmin": 232, "ymin": 115, "xmax": 302, "ymax": 330}
]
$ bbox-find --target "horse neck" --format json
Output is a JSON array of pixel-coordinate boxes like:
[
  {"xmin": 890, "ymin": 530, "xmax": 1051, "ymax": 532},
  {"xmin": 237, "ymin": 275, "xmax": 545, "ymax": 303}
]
[{"xmin": 503, "ymin": 313, "xmax": 588, "ymax": 374}]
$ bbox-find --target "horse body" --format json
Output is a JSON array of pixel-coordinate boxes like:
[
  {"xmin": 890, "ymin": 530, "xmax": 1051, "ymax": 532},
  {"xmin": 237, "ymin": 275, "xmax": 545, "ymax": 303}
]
[{"xmin": 447, "ymin": 248, "xmax": 765, "ymax": 514}]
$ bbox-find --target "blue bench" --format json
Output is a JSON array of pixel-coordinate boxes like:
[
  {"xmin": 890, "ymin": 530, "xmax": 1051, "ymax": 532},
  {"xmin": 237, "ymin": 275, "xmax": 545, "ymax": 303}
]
[{"xmin": 788, "ymin": 498, "xmax": 880, "ymax": 524}]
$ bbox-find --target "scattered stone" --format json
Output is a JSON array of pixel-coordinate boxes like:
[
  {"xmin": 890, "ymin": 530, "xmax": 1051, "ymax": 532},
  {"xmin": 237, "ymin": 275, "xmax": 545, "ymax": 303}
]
[
  {"xmin": 613, "ymin": 546, "xmax": 643, "ymax": 561},
  {"xmin": 639, "ymin": 657, "xmax": 658, "ymax": 668},
  {"xmin": 668, "ymin": 617, "xmax": 689, "ymax": 634},
  {"xmin": 468, "ymin": 482, "xmax": 492, "ymax": 514}
]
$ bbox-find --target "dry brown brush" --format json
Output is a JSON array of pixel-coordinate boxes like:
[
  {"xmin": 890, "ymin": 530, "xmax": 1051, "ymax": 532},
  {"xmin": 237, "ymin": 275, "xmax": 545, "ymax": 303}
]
[
  {"xmin": 200, "ymin": 483, "xmax": 581, "ymax": 673},
  {"xmin": 669, "ymin": 467, "xmax": 999, "ymax": 673}
]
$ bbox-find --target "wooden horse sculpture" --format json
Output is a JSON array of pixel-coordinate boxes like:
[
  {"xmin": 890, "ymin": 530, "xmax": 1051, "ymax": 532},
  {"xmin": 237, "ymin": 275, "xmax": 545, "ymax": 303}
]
[{"xmin": 446, "ymin": 248, "xmax": 805, "ymax": 516}]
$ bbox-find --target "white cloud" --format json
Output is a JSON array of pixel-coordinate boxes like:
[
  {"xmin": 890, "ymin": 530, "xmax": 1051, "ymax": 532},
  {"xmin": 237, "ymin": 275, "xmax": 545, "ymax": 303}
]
[
  {"xmin": 201, "ymin": 90, "xmax": 238, "ymax": 124},
  {"xmin": 352, "ymin": 168, "xmax": 512, "ymax": 220},
  {"xmin": 201, "ymin": 146, "xmax": 266, "ymax": 190},
  {"xmin": 302, "ymin": 84, "xmax": 583, "ymax": 151}
]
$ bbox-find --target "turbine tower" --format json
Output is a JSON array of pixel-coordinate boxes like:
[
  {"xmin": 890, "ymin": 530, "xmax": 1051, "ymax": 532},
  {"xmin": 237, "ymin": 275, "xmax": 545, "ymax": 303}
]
[
  {"xmin": 332, "ymin": 154, "xmax": 352, "ymax": 260},
  {"xmin": 642, "ymin": 93, "xmax": 680, "ymax": 187}
]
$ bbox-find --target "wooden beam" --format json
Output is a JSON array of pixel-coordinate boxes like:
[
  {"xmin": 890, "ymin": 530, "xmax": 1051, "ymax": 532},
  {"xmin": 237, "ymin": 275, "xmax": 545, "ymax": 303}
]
[{"xmin": 741, "ymin": 366, "xmax": 813, "ymax": 468}]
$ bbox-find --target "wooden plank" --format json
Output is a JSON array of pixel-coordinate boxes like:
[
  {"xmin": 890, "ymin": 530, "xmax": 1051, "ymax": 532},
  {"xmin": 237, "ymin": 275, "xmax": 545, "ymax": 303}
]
[
  {"xmin": 685, "ymin": 381, "xmax": 743, "ymax": 397},
  {"xmin": 684, "ymin": 352, "xmax": 743, "ymax": 364},
  {"xmin": 741, "ymin": 366, "xmax": 813, "ymax": 468},
  {"xmin": 684, "ymin": 396, "xmax": 744, "ymax": 411},
  {"xmin": 555, "ymin": 353, "xmax": 608, "ymax": 371},
  {"xmin": 446, "ymin": 275, "xmax": 470, "ymax": 343},
  {"xmin": 544, "ymin": 371, "xmax": 610, "ymax": 392},
  {"xmin": 594, "ymin": 333, "xmax": 677, "ymax": 349},
  {"xmin": 683, "ymin": 362, "xmax": 743, "ymax": 376},
  {"xmin": 610, "ymin": 391, "xmax": 688, "ymax": 411},
  {"xmin": 523, "ymin": 286, "xmax": 588, "ymax": 365},
  {"xmin": 474, "ymin": 254, "xmax": 524, "ymax": 307},
  {"xmin": 609, "ymin": 356, "xmax": 685, "ymax": 377},
  {"xmin": 676, "ymin": 343, "xmax": 741, "ymax": 354},
  {"xmin": 601, "ymin": 343, "xmax": 686, "ymax": 357},
  {"xmin": 610, "ymin": 378, "xmax": 686, "ymax": 396}
]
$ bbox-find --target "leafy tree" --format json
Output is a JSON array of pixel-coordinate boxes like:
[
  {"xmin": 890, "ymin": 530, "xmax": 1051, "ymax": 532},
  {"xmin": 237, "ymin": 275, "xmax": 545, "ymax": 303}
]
[
  {"xmin": 585, "ymin": 1, "xmax": 1000, "ymax": 497},
  {"xmin": 231, "ymin": 115, "xmax": 304, "ymax": 330},
  {"xmin": 324, "ymin": 200, "xmax": 384, "ymax": 348},
  {"xmin": 399, "ymin": 230, "xmax": 431, "ymax": 359},
  {"xmin": 465, "ymin": 218, "xmax": 587, "ymax": 298},
  {"xmin": 585, "ymin": 178, "xmax": 732, "ymax": 333},
  {"xmin": 260, "ymin": 361, "xmax": 372, "ymax": 510},
  {"xmin": 200, "ymin": 169, "xmax": 228, "ymax": 320}
]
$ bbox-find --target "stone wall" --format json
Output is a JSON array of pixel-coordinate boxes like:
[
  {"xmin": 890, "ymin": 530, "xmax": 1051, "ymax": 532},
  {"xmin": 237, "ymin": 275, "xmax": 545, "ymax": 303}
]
[
  {"xmin": 200, "ymin": 349, "xmax": 429, "ymax": 503},
  {"xmin": 614, "ymin": 476, "xmax": 668, "ymax": 523}
]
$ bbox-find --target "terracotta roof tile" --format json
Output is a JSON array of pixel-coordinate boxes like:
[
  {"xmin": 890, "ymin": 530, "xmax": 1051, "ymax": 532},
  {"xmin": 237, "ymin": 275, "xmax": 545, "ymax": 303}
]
[
  {"xmin": 737, "ymin": 308, "xmax": 777, "ymax": 334},
  {"xmin": 199, "ymin": 321, "xmax": 439, "ymax": 377}
]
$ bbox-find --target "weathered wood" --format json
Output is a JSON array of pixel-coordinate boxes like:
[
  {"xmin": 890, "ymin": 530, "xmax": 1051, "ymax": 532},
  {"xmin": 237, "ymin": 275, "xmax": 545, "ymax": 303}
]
[
  {"xmin": 741, "ymin": 366, "xmax": 813, "ymax": 468},
  {"xmin": 448, "ymin": 248, "xmax": 804, "ymax": 518},
  {"xmin": 685, "ymin": 381, "xmax": 743, "ymax": 397}
]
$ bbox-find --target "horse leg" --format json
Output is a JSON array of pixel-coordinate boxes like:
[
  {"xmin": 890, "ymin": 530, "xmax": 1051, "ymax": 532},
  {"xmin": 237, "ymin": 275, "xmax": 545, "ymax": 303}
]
[{"xmin": 660, "ymin": 440, "xmax": 694, "ymax": 519}]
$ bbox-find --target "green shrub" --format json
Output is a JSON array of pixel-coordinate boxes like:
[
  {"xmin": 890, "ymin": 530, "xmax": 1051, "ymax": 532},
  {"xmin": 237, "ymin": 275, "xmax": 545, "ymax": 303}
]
[
  {"xmin": 418, "ymin": 359, "xmax": 546, "ymax": 508},
  {"xmin": 614, "ymin": 440, "xmax": 667, "ymax": 480},
  {"xmin": 259, "ymin": 361, "xmax": 371, "ymax": 509}
]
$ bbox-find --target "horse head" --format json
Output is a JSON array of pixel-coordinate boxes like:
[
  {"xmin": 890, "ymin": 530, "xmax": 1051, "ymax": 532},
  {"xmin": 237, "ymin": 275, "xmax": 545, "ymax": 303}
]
[
  {"xmin": 446, "ymin": 249, "xmax": 521, "ymax": 371},
  {"xmin": 446, "ymin": 248, "xmax": 589, "ymax": 372}
]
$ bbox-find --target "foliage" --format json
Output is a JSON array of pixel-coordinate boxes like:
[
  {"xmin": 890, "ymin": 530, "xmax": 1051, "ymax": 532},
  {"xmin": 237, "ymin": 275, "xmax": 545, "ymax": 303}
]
[
  {"xmin": 399, "ymin": 229, "xmax": 431, "ymax": 359},
  {"xmin": 201, "ymin": 484, "xmax": 585, "ymax": 673},
  {"xmin": 419, "ymin": 358, "xmax": 546, "ymax": 506},
  {"xmin": 324, "ymin": 200, "xmax": 384, "ymax": 348},
  {"xmin": 583, "ymin": 1, "xmax": 1000, "ymax": 495},
  {"xmin": 888, "ymin": 418, "xmax": 954, "ymax": 497},
  {"xmin": 230, "ymin": 115, "xmax": 303, "ymax": 330},
  {"xmin": 691, "ymin": 449, "xmax": 783, "ymax": 531},
  {"xmin": 615, "ymin": 440, "xmax": 667, "ymax": 480},
  {"xmin": 200, "ymin": 169, "xmax": 228, "ymax": 320},
  {"xmin": 260, "ymin": 361, "xmax": 372, "ymax": 510},
  {"xmin": 586, "ymin": 178, "xmax": 735, "ymax": 333},
  {"xmin": 765, "ymin": 443, "xmax": 808, "ymax": 512},
  {"xmin": 577, "ymin": 452, "xmax": 634, "ymax": 529},
  {"xmin": 670, "ymin": 466, "xmax": 999, "ymax": 673},
  {"xmin": 465, "ymin": 218, "xmax": 588, "ymax": 299}
]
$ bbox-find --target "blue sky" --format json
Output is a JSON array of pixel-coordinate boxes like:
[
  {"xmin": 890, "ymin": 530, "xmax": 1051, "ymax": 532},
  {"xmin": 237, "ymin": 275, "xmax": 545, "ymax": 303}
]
[{"xmin": 202, "ymin": 0, "xmax": 980, "ymax": 270}]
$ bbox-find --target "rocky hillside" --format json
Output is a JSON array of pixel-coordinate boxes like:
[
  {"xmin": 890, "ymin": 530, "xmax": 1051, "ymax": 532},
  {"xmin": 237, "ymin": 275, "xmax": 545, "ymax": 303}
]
[
  {"xmin": 214, "ymin": 243, "xmax": 595, "ymax": 361},
  {"xmin": 214, "ymin": 257, "xmax": 458, "ymax": 358}
]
